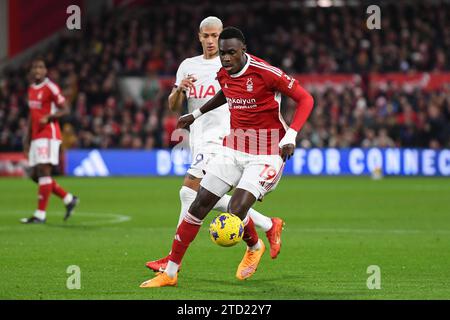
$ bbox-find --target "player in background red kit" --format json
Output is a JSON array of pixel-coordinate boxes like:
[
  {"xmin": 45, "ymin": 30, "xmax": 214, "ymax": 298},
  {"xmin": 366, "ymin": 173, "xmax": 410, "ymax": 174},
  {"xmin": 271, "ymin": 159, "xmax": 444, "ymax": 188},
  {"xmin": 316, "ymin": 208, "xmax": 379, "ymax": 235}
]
[
  {"xmin": 140, "ymin": 27, "xmax": 314, "ymax": 288},
  {"xmin": 21, "ymin": 58, "xmax": 79, "ymax": 224}
]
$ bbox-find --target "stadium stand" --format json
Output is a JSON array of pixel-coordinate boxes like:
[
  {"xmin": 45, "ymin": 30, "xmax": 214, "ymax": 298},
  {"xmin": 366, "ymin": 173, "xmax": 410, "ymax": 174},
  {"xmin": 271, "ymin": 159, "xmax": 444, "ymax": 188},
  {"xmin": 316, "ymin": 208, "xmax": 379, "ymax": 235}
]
[{"xmin": 1, "ymin": 1, "xmax": 449, "ymax": 152}]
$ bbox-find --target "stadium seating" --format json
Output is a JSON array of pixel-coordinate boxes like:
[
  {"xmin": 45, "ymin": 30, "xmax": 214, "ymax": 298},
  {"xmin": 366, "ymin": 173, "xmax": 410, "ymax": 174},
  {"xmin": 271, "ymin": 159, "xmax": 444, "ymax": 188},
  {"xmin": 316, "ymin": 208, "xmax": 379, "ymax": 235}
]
[{"xmin": 0, "ymin": 1, "xmax": 449, "ymax": 151}]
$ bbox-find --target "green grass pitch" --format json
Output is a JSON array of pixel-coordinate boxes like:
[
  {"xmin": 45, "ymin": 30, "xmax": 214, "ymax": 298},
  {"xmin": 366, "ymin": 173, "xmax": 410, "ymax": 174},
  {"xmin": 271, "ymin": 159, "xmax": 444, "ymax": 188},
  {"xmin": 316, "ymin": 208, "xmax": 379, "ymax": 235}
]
[{"xmin": 0, "ymin": 176, "xmax": 449, "ymax": 299}]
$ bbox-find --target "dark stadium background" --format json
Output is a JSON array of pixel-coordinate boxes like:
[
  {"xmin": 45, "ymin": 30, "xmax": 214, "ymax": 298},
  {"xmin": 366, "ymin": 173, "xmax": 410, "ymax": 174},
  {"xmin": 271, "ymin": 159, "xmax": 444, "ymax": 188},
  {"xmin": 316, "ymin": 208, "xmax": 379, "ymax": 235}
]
[
  {"xmin": 0, "ymin": 0, "xmax": 450, "ymax": 302},
  {"xmin": 1, "ymin": 0, "xmax": 449, "ymax": 176}
]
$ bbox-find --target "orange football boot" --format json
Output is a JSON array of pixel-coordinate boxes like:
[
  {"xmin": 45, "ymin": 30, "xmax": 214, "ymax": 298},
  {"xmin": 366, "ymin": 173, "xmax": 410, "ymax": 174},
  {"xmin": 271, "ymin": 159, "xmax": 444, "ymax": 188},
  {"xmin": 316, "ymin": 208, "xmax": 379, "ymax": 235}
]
[
  {"xmin": 265, "ymin": 217, "xmax": 285, "ymax": 259},
  {"xmin": 139, "ymin": 272, "xmax": 177, "ymax": 288},
  {"xmin": 236, "ymin": 239, "xmax": 266, "ymax": 280}
]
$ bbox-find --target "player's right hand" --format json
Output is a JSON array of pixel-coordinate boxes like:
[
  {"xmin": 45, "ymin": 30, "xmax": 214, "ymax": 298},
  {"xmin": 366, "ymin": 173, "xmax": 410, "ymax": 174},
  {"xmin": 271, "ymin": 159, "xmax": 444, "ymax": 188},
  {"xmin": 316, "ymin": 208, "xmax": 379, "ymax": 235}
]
[
  {"xmin": 280, "ymin": 144, "xmax": 295, "ymax": 162},
  {"xmin": 178, "ymin": 75, "xmax": 197, "ymax": 92},
  {"xmin": 177, "ymin": 113, "xmax": 195, "ymax": 129}
]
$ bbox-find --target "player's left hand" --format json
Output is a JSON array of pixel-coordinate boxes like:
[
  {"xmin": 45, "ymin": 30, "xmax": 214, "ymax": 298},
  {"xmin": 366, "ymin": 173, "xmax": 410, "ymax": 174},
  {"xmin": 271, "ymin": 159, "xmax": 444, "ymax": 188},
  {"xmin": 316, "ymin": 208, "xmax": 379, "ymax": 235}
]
[
  {"xmin": 177, "ymin": 114, "xmax": 195, "ymax": 129},
  {"xmin": 280, "ymin": 144, "xmax": 295, "ymax": 162}
]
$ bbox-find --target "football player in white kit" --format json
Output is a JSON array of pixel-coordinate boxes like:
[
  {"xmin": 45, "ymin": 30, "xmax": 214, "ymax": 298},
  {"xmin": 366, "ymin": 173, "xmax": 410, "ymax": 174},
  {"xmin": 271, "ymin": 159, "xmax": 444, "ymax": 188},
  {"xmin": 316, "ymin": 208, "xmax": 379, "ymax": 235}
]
[{"xmin": 146, "ymin": 17, "xmax": 284, "ymax": 272}]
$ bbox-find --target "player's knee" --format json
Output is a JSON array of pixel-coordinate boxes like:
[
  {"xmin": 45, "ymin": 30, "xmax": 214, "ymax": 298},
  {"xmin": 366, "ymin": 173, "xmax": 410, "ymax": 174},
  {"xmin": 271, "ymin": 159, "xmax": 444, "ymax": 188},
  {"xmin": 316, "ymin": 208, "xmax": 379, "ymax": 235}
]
[
  {"xmin": 189, "ymin": 188, "xmax": 218, "ymax": 220},
  {"xmin": 183, "ymin": 174, "xmax": 201, "ymax": 191},
  {"xmin": 36, "ymin": 167, "xmax": 45, "ymax": 178},
  {"xmin": 228, "ymin": 189, "xmax": 256, "ymax": 219},
  {"xmin": 227, "ymin": 199, "xmax": 249, "ymax": 220},
  {"xmin": 189, "ymin": 197, "xmax": 210, "ymax": 220},
  {"xmin": 36, "ymin": 164, "xmax": 51, "ymax": 178}
]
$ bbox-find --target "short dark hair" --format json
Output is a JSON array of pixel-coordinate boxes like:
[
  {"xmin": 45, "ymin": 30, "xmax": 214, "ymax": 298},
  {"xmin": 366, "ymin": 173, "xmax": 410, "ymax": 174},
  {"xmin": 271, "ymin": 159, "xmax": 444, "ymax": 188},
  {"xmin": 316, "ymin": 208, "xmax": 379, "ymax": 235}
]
[
  {"xmin": 219, "ymin": 27, "xmax": 245, "ymax": 44},
  {"xmin": 32, "ymin": 56, "xmax": 46, "ymax": 66}
]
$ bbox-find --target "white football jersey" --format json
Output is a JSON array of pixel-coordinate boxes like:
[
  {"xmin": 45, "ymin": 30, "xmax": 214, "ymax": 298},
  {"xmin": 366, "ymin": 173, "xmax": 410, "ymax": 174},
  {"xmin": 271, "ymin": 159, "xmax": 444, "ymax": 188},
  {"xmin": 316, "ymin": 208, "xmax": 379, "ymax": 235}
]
[{"xmin": 175, "ymin": 55, "xmax": 230, "ymax": 151}]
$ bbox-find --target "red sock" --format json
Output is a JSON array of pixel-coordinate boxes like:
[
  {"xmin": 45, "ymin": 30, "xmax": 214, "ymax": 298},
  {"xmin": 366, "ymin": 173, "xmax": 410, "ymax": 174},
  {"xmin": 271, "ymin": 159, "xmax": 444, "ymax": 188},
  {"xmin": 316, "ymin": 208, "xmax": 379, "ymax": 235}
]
[
  {"xmin": 52, "ymin": 179, "xmax": 68, "ymax": 199},
  {"xmin": 169, "ymin": 213, "xmax": 202, "ymax": 265},
  {"xmin": 38, "ymin": 177, "xmax": 53, "ymax": 211},
  {"xmin": 243, "ymin": 217, "xmax": 259, "ymax": 247}
]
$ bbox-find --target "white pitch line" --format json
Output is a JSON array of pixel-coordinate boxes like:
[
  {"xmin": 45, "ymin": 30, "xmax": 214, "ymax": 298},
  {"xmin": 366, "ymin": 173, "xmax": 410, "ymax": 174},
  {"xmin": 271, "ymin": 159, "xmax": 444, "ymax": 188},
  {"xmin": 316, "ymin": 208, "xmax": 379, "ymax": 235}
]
[
  {"xmin": 0, "ymin": 211, "xmax": 131, "ymax": 230},
  {"xmin": 74, "ymin": 212, "xmax": 132, "ymax": 226}
]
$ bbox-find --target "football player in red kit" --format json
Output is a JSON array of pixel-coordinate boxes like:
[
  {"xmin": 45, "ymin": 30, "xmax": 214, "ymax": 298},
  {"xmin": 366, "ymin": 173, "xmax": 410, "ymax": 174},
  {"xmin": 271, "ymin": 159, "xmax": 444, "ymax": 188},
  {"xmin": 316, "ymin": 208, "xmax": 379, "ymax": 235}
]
[
  {"xmin": 21, "ymin": 58, "xmax": 79, "ymax": 224},
  {"xmin": 140, "ymin": 27, "xmax": 314, "ymax": 288},
  {"xmin": 146, "ymin": 17, "xmax": 285, "ymax": 274}
]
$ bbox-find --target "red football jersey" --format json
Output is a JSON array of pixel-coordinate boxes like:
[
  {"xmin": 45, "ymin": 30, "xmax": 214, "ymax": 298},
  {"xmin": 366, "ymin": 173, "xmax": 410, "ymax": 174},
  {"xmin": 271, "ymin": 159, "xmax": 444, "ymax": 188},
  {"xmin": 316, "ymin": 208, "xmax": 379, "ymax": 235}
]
[
  {"xmin": 28, "ymin": 78, "xmax": 66, "ymax": 141},
  {"xmin": 217, "ymin": 54, "xmax": 300, "ymax": 155}
]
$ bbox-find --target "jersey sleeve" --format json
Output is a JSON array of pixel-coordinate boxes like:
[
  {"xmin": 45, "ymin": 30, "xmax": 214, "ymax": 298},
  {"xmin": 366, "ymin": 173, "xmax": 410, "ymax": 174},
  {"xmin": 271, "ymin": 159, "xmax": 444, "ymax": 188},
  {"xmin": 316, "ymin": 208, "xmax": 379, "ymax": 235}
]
[
  {"xmin": 47, "ymin": 82, "xmax": 66, "ymax": 107},
  {"xmin": 262, "ymin": 66, "xmax": 298, "ymax": 93},
  {"xmin": 265, "ymin": 68, "xmax": 314, "ymax": 132}
]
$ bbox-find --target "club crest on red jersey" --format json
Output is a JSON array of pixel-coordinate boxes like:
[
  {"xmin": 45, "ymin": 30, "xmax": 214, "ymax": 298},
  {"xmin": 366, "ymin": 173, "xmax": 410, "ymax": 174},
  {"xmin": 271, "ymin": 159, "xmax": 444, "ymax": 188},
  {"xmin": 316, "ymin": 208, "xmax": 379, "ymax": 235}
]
[{"xmin": 246, "ymin": 78, "xmax": 253, "ymax": 92}]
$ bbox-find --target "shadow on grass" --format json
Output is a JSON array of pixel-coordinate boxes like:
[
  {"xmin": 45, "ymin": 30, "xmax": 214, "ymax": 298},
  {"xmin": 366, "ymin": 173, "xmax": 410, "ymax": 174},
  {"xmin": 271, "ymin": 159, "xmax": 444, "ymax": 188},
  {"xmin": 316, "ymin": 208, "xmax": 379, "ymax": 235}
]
[{"xmin": 181, "ymin": 275, "xmax": 374, "ymax": 300}]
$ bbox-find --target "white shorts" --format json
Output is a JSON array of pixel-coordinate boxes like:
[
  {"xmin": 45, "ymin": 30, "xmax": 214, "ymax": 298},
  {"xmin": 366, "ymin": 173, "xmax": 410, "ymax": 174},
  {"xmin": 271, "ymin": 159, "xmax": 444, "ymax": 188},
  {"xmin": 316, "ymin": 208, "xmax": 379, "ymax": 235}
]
[
  {"xmin": 186, "ymin": 143, "xmax": 224, "ymax": 179},
  {"xmin": 28, "ymin": 138, "xmax": 61, "ymax": 167},
  {"xmin": 201, "ymin": 146, "xmax": 285, "ymax": 200}
]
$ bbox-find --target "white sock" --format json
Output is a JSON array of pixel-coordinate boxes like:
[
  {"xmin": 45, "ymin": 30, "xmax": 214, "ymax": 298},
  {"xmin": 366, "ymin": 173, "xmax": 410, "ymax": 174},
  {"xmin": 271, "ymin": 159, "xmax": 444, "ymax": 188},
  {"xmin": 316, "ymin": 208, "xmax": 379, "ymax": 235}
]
[
  {"xmin": 248, "ymin": 208, "xmax": 273, "ymax": 232},
  {"xmin": 212, "ymin": 193, "xmax": 230, "ymax": 212},
  {"xmin": 249, "ymin": 239, "xmax": 262, "ymax": 251},
  {"xmin": 214, "ymin": 194, "xmax": 273, "ymax": 232},
  {"xmin": 165, "ymin": 260, "xmax": 179, "ymax": 278},
  {"xmin": 63, "ymin": 193, "xmax": 73, "ymax": 205},
  {"xmin": 177, "ymin": 186, "xmax": 197, "ymax": 227},
  {"xmin": 33, "ymin": 210, "xmax": 46, "ymax": 220}
]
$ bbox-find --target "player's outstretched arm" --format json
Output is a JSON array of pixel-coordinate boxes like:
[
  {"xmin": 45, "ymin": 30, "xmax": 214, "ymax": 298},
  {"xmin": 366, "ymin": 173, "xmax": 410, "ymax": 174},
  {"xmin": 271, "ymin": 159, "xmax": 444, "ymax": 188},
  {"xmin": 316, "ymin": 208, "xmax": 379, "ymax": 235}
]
[{"xmin": 177, "ymin": 90, "xmax": 226, "ymax": 129}]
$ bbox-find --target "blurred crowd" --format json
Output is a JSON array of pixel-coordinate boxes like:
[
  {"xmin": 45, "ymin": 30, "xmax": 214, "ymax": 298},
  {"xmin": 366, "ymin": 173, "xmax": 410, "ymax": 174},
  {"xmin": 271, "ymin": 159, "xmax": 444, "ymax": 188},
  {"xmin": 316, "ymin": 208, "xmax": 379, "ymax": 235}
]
[
  {"xmin": 296, "ymin": 83, "xmax": 450, "ymax": 149},
  {"xmin": 1, "ymin": 1, "xmax": 449, "ymax": 151}
]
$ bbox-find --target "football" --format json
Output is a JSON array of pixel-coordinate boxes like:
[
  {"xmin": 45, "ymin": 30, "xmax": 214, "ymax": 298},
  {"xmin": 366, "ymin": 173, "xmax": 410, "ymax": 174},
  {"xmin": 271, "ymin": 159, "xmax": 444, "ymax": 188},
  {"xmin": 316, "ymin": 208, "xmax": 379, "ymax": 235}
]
[{"xmin": 209, "ymin": 213, "xmax": 244, "ymax": 247}]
